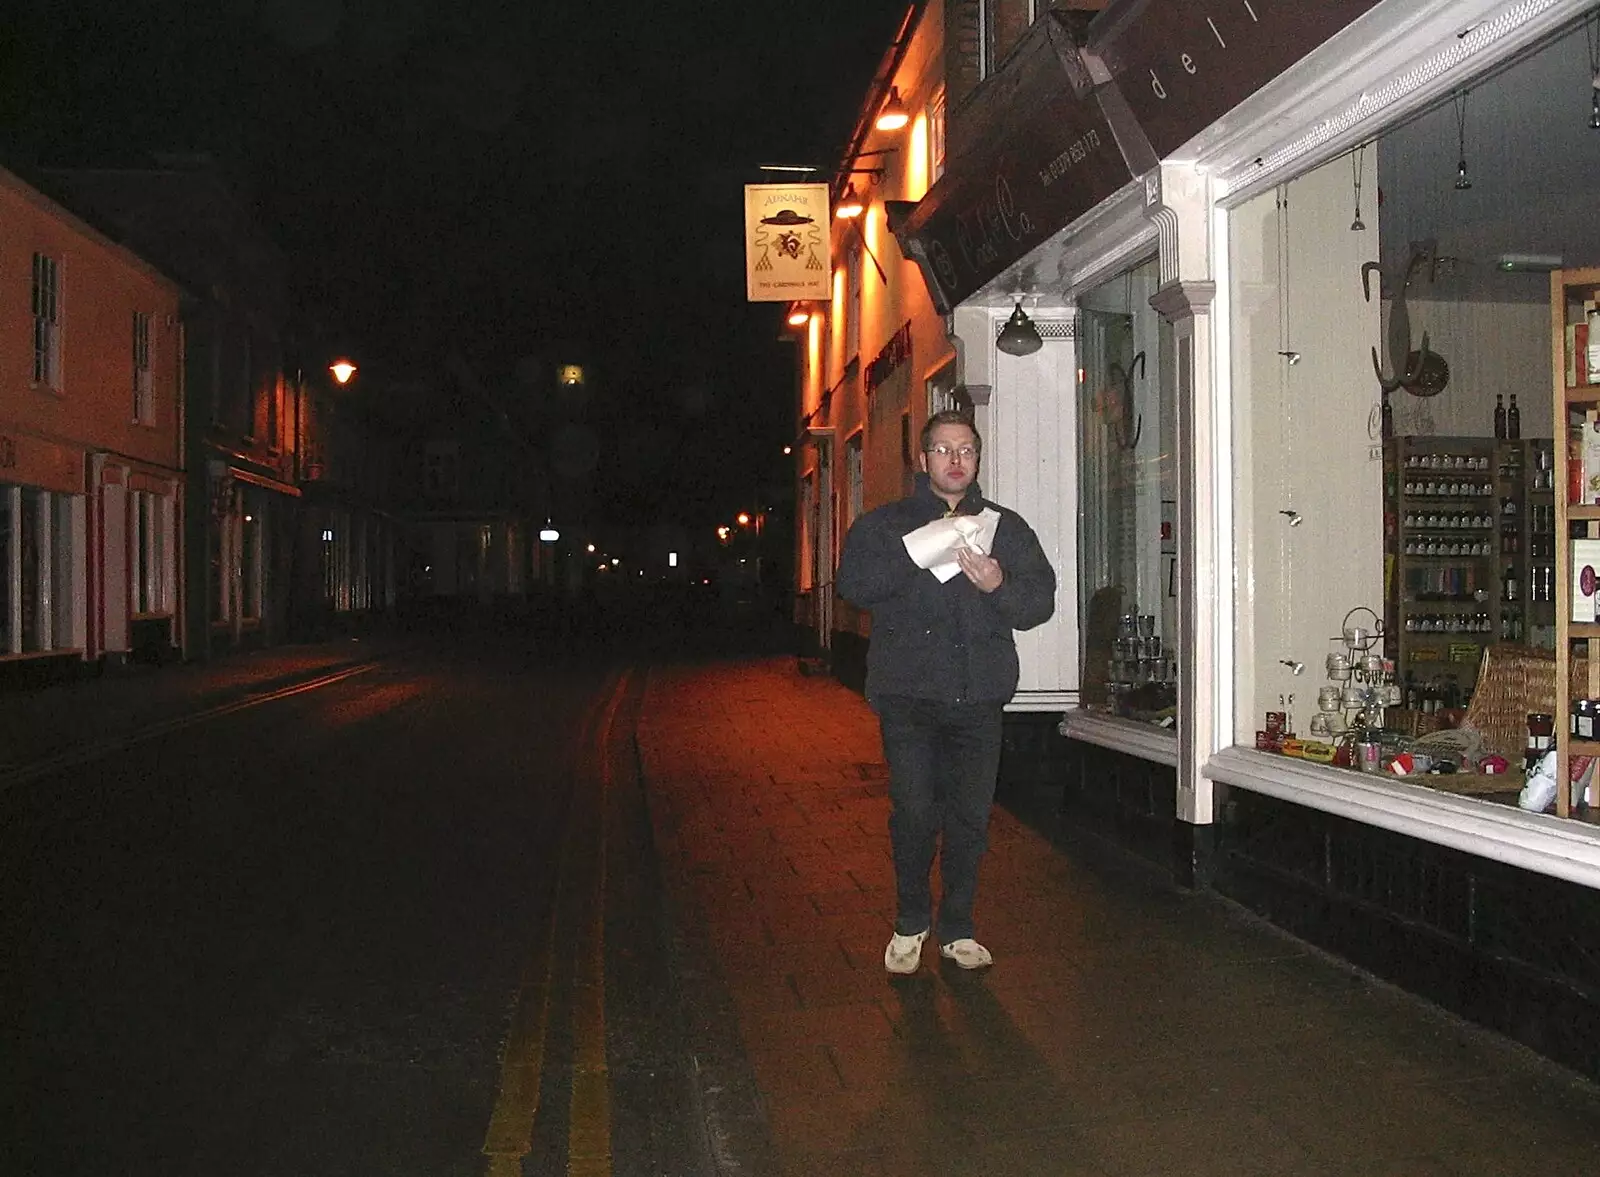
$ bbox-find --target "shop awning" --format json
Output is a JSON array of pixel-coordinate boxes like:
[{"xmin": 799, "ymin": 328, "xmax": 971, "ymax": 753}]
[
  {"xmin": 893, "ymin": 12, "xmax": 1139, "ymax": 313},
  {"xmin": 1089, "ymin": 0, "xmax": 1383, "ymax": 161}
]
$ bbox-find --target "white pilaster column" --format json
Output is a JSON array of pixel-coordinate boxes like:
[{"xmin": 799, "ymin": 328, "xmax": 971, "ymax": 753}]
[{"xmin": 1147, "ymin": 163, "xmax": 1225, "ymax": 828}]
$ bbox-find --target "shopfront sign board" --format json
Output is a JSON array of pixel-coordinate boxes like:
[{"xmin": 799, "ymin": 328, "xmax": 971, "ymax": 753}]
[
  {"xmin": 897, "ymin": 14, "xmax": 1131, "ymax": 313},
  {"xmin": 0, "ymin": 431, "xmax": 83, "ymax": 495},
  {"xmin": 1092, "ymin": 0, "xmax": 1383, "ymax": 159}
]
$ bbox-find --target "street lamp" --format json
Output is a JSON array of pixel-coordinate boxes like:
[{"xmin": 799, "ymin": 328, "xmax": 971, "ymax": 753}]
[
  {"xmin": 330, "ymin": 359, "xmax": 358, "ymax": 385},
  {"xmin": 539, "ymin": 519, "xmax": 560, "ymax": 542}
]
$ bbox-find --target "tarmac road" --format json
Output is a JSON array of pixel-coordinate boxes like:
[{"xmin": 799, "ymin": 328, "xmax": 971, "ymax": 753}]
[{"xmin": 0, "ymin": 632, "xmax": 699, "ymax": 1177}]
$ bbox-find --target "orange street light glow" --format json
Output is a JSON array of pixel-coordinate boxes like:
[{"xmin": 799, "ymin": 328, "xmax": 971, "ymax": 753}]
[{"xmin": 330, "ymin": 360, "xmax": 357, "ymax": 384}]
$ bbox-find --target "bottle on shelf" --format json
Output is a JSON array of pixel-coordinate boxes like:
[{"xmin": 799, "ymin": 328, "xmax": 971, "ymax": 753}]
[
  {"xmin": 1494, "ymin": 394, "xmax": 1507, "ymax": 439},
  {"xmin": 1508, "ymin": 395, "xmax": 1521, "ymax": 440}
]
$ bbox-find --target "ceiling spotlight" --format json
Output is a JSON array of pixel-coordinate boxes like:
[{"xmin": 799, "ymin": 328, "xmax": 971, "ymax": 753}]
[
  {"xmin": 875, "ymin": 87, "xmax": 910, "ymax": 132},
  {"xmin": 835, "ymin": 186, "xmax": 865, "ymax": 219},
  {"xmin": 995, "ymin": 302, "xmax": 1042, "ymax": 357}
]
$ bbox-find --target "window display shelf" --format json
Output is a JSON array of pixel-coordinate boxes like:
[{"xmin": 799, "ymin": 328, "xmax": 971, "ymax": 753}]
[
  {"xmin": 1385, "ymin": 436, "xmax": 1553, "ymax": 701},
  {"xmin": 1551, "ymin": 266, "xmax": 1600, "ymax": 820}
]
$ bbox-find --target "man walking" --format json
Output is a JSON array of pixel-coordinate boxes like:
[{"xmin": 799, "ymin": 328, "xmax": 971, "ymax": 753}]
[{"xmin": 837, "ymin": 411, "xmax": 1055, "ymax": 973}]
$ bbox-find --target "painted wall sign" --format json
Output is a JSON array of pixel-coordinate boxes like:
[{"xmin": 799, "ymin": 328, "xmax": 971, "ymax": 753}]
[
  {"xmin": 897, "ymin": 14, "xmax": 1131, "ymax": 312},
  {"xmin": 1093, "ymin": 0, "xmax": 1383, "ymax": 159},
  {"xmin": 865, "ymin": 322, "xmax": 913, "ymax": 396}
]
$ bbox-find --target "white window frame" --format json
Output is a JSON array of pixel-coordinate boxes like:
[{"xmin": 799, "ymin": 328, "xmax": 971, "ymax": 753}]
[
  {"xmin": 928, "ymin": 88, "xmax": 947, "ymax": 183},
  {"xmin": 133, "ymin": 312, "xmax": 153, "ymax": 424},
  {"xmin": 32, "ymin": 253, "xmax": 61, "ymax": 391}
]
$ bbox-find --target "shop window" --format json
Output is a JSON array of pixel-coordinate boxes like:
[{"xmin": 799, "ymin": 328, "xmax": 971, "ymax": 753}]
[
  {"xmin": 1224, "ymin": 22, "xmax": 1600, "ymax": 818},
  {"xmin": 133, "ymin": 312, "xmax": 153, "ymax": 424},
  {"xmin": 799, "ymin": 472, "xmax": 816, "ymax": 593},
  {"xmin": 1077, "ymin": 256, "xmax": 1176, "ymax": 720},
  {"xmin": 131, "ymin": 491, "xmax": 169, "ymax": 616},
  {"xmin": 209, "ymin": 497, "xmax": 228, "ymax": 624},
  {"xmin": 241, "ymin": 494, "xmax": 262, "ymax": 622},
  {"xmin": 0, "ymin": 486, "xmax": 74, "ymax": 654},
  {"xmin": 32, "ymin": 253, "xmax": 61, "ymax": 390},
  {"xmin": 845, "ymin": 432, "xmax": 864, "ymax": 528}
]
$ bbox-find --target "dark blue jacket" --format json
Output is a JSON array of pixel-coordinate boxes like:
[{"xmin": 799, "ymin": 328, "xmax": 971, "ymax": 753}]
[{"xmin": 836, "ymin": 474, "xmax": 1056, "ymax": 706}]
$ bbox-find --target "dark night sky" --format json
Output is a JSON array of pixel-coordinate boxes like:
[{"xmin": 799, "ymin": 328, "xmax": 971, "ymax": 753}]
[{"xmin": 0, "ymin": 0, "xmax": 909, "ymax": 525}]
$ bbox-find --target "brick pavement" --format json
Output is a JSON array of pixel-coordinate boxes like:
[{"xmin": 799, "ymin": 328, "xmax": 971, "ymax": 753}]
[{"xmin": 636, "ymin": 657, "xmax": 1600, "ymax": 1177}]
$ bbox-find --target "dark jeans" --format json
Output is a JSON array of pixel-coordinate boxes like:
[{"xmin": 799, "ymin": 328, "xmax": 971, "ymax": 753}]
[{"xmin": 874, "ymin": 694, "xmax": 1005, "ymax": 944}]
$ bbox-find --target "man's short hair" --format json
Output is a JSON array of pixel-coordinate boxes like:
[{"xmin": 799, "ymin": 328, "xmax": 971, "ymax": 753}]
[{"xmin": 920, "ymin": 410, "xmax": 982, "ymax": 455}]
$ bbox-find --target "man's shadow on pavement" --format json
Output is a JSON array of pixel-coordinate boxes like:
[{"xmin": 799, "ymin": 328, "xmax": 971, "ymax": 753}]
[{"xmin": 884, "ymin": 965, "xmax": 1106, "ymax": 1168}]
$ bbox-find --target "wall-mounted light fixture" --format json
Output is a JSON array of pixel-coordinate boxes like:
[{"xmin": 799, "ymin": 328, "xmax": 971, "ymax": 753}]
[
  {"xmin": 1279, "ymin": 659, "xmax": 1306, "ymax": 675},
  {"xmin": 875, "ymin": 87, "xmax": 909, "ymax": 132},
  {"xmin": 835, "ymin": 185, "xmax": 865, "ymax": 219},
  {"xmin": 787, "ymin": 305, "xmax": 810, "ymax": 326},
  {"xmin": 995, "ymin": 302, "xmax": 1043, "ymax": 357},
  {"xmin": 1279, "ymin": 509, "xmax": 1304, "ymax": 527},
  {"xmin": 330, "ymin": 359, "xmax": 357, "ymax": 384}
]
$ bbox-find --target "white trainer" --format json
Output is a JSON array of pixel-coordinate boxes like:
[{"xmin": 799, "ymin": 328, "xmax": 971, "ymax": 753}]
[
  {"xmin": 884, "ymin": 929, "xmax": 929, "ymax": 975},
  {"xmin": 939, "ymin": 938, "xmax": 994, "ymax": 969}
]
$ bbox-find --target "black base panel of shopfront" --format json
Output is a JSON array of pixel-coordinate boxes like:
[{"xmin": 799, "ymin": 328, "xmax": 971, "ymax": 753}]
[
  {"xmin": 1056, "ymin": 738, "xmax": 1179, "ymax": 873},
  {"xmin": 1212, "ymin": 786, "xmax": 1600, "ymax": 1083}
]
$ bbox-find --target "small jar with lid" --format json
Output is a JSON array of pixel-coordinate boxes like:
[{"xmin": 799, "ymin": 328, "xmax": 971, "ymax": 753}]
[{"xmin": 1575, "ymin": 699, "xmax": 1596, "ymax": 741}]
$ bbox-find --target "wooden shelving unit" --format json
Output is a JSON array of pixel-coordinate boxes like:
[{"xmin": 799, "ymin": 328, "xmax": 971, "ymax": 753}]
[{"xmin": 1552, "ymin": 267, "xmax": 1600, "ymax": 819}]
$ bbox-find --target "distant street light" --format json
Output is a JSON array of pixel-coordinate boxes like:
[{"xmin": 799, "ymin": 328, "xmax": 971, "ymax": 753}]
[
  {"xmin": 737, "ymin": 512, "xmax": 751, "ymax": 526},
  {"xmin": 539, "ymin": 519, "xmax": 560, "ymax": 542},
  {"xmin": 330, "ymin": 359, "xmax": 358, "ymax": 385}
]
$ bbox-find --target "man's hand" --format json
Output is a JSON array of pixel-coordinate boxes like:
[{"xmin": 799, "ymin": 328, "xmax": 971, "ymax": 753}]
[{"xmin": 956, "ymin": 547, "xmax": 1004, "ymax": 593}]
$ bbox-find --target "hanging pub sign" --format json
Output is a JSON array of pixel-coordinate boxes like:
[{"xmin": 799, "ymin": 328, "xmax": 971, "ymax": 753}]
[
  {"xmin": 894, "ymin": 13, "xmax": 1132, "ymax": 313},
  {"xmin": 744, "ymin": 183, "xmax": 831, "ymax": 302},
  {"xmin": 1091, "ymin": 0, "xmax": 1383, "ymax": 160}
]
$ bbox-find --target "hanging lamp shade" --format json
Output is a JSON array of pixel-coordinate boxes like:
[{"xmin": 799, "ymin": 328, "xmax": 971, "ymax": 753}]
[
  {"xmin": 996, "ymin": 302, "xmax": 1043, "ymax": 357},
  {"xmin": 875, "ymin": 87, "xmax": 910, "ymax": 132}
]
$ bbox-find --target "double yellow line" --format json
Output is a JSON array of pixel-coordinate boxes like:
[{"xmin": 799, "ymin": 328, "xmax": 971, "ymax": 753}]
[{"xmin": 482, "ymin": 670, "xmax": 629, "ymax": 1177}]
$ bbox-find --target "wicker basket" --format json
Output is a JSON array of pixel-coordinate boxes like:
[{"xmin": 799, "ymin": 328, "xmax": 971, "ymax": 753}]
[{"xmin": 1458, "ymin": 643, "xmax": 1585, "ymax": 766}]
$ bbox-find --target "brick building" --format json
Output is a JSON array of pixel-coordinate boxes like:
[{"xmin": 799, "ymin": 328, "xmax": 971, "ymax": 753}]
[{"xmin": 0, "ymin": 166, "xmax": 185, "ymax": 681}]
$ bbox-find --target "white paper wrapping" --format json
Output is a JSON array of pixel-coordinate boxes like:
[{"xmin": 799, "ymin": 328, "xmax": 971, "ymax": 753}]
[{"xmin": 901, "ymin": 509, "xmax": 1001, "ymax": 583}]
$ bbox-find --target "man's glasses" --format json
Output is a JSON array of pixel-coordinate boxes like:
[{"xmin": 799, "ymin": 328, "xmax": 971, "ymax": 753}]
[{"xmin": 925, "ymin": 444, "xmax": 978, "ymax": 460}]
